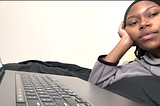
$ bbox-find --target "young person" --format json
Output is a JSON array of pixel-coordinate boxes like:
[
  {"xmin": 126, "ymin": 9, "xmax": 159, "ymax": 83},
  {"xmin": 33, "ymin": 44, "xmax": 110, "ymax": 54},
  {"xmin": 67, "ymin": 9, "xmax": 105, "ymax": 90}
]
[{"xmin": 88, "ymin": 0, "xmax": 160, "ymax": 88}]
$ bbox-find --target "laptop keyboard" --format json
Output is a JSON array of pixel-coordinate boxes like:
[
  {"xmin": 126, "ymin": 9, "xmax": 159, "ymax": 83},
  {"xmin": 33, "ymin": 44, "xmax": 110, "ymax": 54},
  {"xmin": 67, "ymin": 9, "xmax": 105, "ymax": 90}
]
[{"xmin": 16, "ymin": 73, "xmax": 93, "ymax": 106}]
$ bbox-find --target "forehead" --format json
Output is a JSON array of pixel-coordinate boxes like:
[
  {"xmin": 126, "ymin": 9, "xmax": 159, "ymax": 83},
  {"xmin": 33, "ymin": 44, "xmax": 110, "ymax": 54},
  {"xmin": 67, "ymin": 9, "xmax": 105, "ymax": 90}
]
[{"xmin": 127, "ymin": 1, "xmax": 159, "ymax": 18}]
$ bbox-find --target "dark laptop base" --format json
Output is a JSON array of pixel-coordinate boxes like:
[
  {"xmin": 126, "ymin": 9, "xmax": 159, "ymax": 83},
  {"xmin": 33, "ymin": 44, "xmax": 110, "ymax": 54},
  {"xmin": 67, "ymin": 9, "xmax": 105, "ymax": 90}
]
[{"xmin": 0, "ymin": 70, "xmax": 143, "ymax": 106}]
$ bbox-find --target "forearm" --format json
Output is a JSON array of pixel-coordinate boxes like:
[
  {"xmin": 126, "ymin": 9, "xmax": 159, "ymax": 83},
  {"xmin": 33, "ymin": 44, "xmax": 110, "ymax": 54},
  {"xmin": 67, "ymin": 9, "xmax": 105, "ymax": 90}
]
[
  {"xmin": 104, "ymin": 36, "xmax": 133, "ymax": 63},
  {"xmin": 88, "ymin": 58, "xmax": 118, "ymax": 87}
]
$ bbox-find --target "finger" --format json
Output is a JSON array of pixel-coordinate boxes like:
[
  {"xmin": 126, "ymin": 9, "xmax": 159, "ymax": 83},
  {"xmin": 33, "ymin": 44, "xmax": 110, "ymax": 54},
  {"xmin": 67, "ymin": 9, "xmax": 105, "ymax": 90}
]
[
  {"xmin": 118, "ymin": 20, "xmax": 124, "ymax": 38},
  {"xmin": 121, "ymin": 20, "xmax": 125, "ymax": 29},
  {"xmin": 118, "ymin": 20, "xmax": 124, "ymax": 30},
  {"xmin": 122, "ymin": 21, "xmax": 125, "ymax": 29}
]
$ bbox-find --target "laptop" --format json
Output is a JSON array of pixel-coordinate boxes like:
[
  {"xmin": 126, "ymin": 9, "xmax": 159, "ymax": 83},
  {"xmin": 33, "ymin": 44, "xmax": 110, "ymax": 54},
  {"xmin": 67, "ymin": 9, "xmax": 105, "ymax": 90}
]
[{"xmin": 0, "ymin": 58, "xmax": 143, "ymax": 106}]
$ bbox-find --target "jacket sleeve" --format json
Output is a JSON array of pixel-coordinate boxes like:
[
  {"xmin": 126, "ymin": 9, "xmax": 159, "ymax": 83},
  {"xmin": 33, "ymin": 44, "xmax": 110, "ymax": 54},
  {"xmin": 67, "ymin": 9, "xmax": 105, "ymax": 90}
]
[{"xmin": 88, "ymin": 55, "xmax": 119, "ymax": 87}]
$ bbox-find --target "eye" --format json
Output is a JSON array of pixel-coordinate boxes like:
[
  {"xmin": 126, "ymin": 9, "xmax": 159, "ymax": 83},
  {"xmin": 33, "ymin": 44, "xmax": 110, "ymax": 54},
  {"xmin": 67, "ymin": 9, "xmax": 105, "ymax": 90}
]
[
  {"xmin": 128, "ymin": 21, "xmax": 137, "ymax": 26},
  {"xmin": 148, "ymin": 12, "xmax": 159, "ymax": 18}
]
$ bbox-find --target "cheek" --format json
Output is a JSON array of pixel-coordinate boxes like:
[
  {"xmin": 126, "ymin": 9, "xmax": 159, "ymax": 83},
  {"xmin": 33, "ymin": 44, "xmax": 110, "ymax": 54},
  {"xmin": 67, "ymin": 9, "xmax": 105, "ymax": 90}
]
[
  {"xmin": 125, "ymin": 28, "xmax": 139, "ymax": 41},
  {"xmin": 128, "ymin": 33, "xmax": 136, "ymax": 40},
  {"xmin": 157, "ymin": 21, "xmax": 160, "ymax": 29},
  {"xmin": 152, "ymin": 17, "xmax": 160, "ymax": 29}
]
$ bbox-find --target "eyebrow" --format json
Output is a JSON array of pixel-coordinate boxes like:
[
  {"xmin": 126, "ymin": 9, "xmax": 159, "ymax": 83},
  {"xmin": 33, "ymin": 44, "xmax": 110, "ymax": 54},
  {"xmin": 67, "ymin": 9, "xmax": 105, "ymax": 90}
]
[{"xmin": 127, "ymin": 5, "xmax": 159, "ymax": 20}]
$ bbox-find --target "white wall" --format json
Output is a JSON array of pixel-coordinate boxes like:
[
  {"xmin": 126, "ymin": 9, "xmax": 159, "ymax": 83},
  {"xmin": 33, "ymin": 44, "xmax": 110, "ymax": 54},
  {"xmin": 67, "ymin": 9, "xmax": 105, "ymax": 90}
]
[{"xmin": 0, "ymin": 1, "xmax": 134, "ymax": 68}]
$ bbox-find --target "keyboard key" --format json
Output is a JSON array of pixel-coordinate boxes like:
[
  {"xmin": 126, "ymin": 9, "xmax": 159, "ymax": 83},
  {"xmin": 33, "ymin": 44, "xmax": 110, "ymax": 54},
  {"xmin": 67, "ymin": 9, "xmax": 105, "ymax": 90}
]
[
  {"xmin": 45, "ymin": 87, "xmax": 54, "ymax": 90},
  {"xmin": 64, "ymin": 98, "xmax": 81, "ymax": 106},
  {"xmin": 43, "ymin": 102, "xmax": 56, "ymax": 106},
  {"xmin": 24, "ymin": 84, "xmax": 32, "ymax": 87},
  {"xmin": 79, "ymin": 99, "xmax": 87, "ymax": 103},
  {"xmin": 58, "ymin": 92, "xmax": 68, "ymax": 95},
  {"xmin": 75, "ymin": 98, "xmax": 84, "ymax": 103},
  {"xmin": 52, "ymin": 96, "xmax": 62, "ymax": 99},
  {"xmin": 25, "ymin": 92, "xmax": 37, "ymax": 96},
  {"xmin": 84, "ymin": 103, "xmax": 92, "ymax": 106},
  {"xmin": 47, "ymin": 89, "xmax": 56, "ymax": 93},
  {"xmin": 37, "ymin": 91, "xmax": 48, "ymax": 95},
  {"xmin": 61, "ymin": 95, "xmax": 71, "ymax": 98},
  {"xmin": 41, "ymin": 98, "xmax": 53, "ymax": 102},
  {"xmin": 27, "ymin": 100, "xmax": 42, "ymax": 106},
  {"xmin": 25, "ymin": 89, "xmax": 35, "ymax": 93},
  {"xmin": 55, "ymin": 88, "xmax": 64, "ymax": 92},
  {"xmin": 16, "ymin": 103, "xmax": 27, "ymax": 106},
  {"xmin": 51, "ymin": 84, "xmax": 58, "ymax": 87},
  {"xmin": 24, "ymin": 87, "xmax": 34, "ymax": 90},
  {"xmin": 54, "ymin": 99, "xmax": 70, "ymax": 106},
  {"xmin": 36, "ymin": 89, "xmax": 46, "ymax": 92},
  {"xmin": 39, "ymin": 94, "xmax": 50, "ymax": 98},
  {"xmin": 27, "ymin": 96, "xmax": 38, "ymax": 100},
  {"xmin": 68, "ymin": 92, "xmax": 77, "ymax": 96},
  {"xmin": 64, "ymin": 89, "xmax": 73, "ymax": 93},
  {"xmin": 49, "ymin": 92, "xmax": 59, "ymax": 96}
]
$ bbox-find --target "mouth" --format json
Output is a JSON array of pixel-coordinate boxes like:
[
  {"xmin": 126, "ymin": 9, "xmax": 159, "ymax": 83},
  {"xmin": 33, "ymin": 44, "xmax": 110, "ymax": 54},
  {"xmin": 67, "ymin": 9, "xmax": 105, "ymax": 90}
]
[{"xmin": 139, "ymin": 31, "xmax": 159, "ymax": 40}]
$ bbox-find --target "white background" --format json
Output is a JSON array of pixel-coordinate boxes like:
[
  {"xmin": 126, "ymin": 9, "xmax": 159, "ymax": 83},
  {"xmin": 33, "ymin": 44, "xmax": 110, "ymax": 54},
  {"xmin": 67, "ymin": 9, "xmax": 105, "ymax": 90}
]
[{"xmin": 0, "ymin": 1, "xmax": 134, "ymax": 68}]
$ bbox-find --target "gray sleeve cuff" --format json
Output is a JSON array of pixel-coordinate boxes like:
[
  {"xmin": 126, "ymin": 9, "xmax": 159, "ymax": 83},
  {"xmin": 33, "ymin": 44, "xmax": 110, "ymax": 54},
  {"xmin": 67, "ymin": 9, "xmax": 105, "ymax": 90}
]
[{"xmin": 98, "ymin": 55, "xmax": 119, "ymax": 66}]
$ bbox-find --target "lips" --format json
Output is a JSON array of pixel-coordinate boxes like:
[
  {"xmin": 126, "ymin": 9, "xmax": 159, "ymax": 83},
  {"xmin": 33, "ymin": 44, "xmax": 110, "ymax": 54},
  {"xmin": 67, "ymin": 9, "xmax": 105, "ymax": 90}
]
[{"xmin": 139, "ymin": 31, "xmax": 159, "ymax": 39}]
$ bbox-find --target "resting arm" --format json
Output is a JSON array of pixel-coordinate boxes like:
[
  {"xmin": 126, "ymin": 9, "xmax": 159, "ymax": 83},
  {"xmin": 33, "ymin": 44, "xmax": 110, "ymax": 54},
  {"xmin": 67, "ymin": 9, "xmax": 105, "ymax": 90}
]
[
  {"xmin": 104, "ymin": 20, "xmax": 134, "ymax": 63},
  {"xmin": 88, "ymin": 55, "xmax": 119, "ymax": 87},
  {"xmin": 88, "ymin": 20, "xmax": 134, "ymax": 87}
]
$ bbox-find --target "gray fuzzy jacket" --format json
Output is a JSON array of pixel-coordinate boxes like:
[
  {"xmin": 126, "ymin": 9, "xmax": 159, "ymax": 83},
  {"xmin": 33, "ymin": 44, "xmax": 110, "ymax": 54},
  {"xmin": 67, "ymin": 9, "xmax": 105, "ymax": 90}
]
[{"xmin": 88, "ymin": 52, "xmax": 160, "ymax": 88}]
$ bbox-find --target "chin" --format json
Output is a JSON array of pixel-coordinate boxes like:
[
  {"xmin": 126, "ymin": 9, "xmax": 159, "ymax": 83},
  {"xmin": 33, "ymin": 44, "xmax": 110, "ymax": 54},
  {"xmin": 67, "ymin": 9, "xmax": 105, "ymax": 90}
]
[
  {"xmin": 142, "ymin": 45, "xmax": 160, "ymax": 52},
  {"xmin": 138, "ymin": 41, "xmax": 160, "ymax": 51}
]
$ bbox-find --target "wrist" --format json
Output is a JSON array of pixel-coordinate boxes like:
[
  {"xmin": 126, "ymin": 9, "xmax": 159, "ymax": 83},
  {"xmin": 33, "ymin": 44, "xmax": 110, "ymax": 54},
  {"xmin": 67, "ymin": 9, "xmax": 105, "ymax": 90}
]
[{"xmin": 104, "ymin": 37, "xmax": 133, "ymax": 63}]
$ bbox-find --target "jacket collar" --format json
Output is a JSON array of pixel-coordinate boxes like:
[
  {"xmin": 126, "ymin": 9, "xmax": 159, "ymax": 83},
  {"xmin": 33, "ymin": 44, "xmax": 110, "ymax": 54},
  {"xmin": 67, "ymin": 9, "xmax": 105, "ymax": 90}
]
[{"xmin": 143, "ymin": 52, "xmax": 160, "ymax": 65}]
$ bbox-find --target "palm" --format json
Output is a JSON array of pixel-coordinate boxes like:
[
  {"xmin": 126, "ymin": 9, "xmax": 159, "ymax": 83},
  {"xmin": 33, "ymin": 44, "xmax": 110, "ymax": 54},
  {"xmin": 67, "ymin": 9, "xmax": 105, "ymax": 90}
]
[{"xmin": 118, "ymin": 20, "xmax": 134, "ymax": 45}]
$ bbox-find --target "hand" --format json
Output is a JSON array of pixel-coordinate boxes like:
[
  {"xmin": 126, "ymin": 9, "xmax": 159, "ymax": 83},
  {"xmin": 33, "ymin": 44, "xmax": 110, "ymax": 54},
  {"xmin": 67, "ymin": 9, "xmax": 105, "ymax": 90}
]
[
  {"xmin": 104, "ymin": 20, "xmax": 135, "ymax": 63},
  {"xmin": 118, "ymin": 20, "xmax": 135, "ymax": 46}
]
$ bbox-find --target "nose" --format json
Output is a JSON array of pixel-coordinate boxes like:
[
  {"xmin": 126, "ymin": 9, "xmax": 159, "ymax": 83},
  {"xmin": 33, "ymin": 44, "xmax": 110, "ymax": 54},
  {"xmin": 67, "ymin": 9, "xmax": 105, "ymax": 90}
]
[
  {"xmin": 139, "ymin": 24, "xmax": 150, "ymax": 30},
  {"xmin": 139, "ymin": 18, "xmax": 151, "ymax": 30}
]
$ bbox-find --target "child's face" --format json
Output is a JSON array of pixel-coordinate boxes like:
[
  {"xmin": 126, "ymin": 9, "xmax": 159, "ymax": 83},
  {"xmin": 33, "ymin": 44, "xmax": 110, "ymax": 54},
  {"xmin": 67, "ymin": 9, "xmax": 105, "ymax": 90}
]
[{"xmin": 125, "ymin": 1, "xmax": 160, "ymax": 52}]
